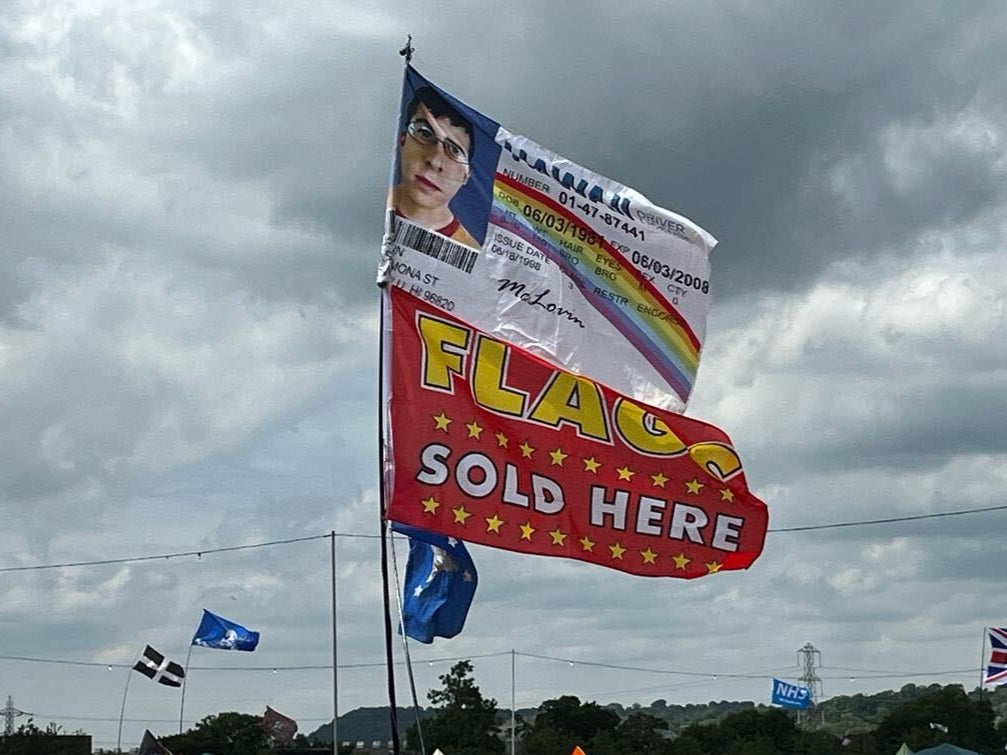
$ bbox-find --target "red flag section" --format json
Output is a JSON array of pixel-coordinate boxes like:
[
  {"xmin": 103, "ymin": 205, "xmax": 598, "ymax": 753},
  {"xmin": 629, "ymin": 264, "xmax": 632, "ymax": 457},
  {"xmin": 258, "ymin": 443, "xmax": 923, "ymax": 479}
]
[{"xmin": 385, "ymin": 287, "xmax": 768, "ymax": 579}]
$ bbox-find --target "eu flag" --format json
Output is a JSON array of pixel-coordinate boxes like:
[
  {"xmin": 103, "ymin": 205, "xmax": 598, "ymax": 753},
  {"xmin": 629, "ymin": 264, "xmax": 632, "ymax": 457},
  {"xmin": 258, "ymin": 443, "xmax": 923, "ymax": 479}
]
[
  {"xmin": 191, "ymin": 609, "xmax": 260, "ymax": 651},
  {"xmin": 394, "ymin": 524, "xmax": 477, "ymax": 643}
]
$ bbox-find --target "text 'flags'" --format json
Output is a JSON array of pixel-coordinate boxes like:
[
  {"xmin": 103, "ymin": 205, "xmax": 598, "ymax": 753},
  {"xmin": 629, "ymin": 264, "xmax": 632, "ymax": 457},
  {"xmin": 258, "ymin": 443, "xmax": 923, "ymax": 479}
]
[
  {"xmin": 383, "ymin": 288, "xmax": 768, "ymax": 578},
  {"xmin": 771, "ymin": 678, "xmax": 812, "ymax": 709},
  {"xmin": 191, "ymin": 609, "xmax": 260, "ymax": 651},
  {"xmin": 394, "ymin": 523, "xmax": 478, "ymax": 643},
  {"xmin": 985, "ymin": 627, "xmax": 1007, "ymax": 685},
  {"xmin": 133, "ymin": 645, "xmax": 185, "ymax": 687},
  {"xmin": 378, "ymin": 66, "xmax": 716, "ymax": 412}
]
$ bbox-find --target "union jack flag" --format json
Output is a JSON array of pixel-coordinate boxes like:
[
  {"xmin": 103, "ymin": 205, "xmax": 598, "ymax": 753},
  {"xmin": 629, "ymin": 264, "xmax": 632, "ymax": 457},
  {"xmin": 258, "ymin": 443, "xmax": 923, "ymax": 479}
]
[{"xmin": 985, "ymin": 627, "xmax": 1007, "ymax": 685}]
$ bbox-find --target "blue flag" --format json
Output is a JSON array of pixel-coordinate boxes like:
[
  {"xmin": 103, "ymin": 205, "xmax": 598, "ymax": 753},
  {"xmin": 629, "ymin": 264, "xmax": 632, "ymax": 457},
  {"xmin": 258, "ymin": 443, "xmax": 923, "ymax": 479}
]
[
  {"xmin": 394, "ymin": 523, "xmax": 477, "ymax": 643},
  {"xmin": 771, "ymin": 678, "xmax": 811, "ymax": 709},
  {"xmin": 191, "ymin": 609, "xmax": 260, "ymax": 651}
]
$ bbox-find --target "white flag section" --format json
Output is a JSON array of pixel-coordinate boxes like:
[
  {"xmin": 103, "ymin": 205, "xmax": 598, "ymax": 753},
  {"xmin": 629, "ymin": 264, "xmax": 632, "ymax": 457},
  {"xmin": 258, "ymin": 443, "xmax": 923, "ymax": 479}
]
[{"xmin": 379, "ymin": 66, "xmax": 716, "ymax": 412}]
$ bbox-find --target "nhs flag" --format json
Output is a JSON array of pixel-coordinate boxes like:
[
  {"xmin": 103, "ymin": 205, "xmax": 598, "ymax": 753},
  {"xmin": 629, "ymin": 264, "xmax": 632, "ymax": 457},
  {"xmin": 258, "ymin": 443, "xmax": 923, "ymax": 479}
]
[{"xmin": 771, "ymin": 678, "xmax": 811, "ymax": 709}]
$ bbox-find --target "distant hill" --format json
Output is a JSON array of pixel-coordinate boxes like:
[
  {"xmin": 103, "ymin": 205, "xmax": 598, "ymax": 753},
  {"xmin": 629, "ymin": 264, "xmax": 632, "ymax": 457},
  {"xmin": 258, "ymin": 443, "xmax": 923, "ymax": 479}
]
[{"xmin": 308, "ymin": 684, "xmax": 1007, "ymax": 744}]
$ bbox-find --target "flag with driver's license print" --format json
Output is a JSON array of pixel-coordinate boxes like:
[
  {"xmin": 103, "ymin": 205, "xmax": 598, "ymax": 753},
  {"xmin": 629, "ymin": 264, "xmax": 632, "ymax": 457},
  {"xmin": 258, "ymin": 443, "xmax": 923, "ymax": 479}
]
[
  {"xmin": 378, "ymin": 65, "xmax": 716, "ymax": 413},
  {"xmin": 132, "ymin": 645, "xmax": 185, "ymax": 687},
  {"xmin": 383, "ymin": 287, "xmax": 768, "ymax": 579}
]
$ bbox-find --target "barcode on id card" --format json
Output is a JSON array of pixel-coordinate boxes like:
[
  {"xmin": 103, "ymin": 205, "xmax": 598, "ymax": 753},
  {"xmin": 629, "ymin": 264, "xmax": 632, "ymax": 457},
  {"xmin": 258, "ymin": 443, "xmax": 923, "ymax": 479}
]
[{"xmin": 391, "ymin": 216, "xmax": 479, "ymax": 274}]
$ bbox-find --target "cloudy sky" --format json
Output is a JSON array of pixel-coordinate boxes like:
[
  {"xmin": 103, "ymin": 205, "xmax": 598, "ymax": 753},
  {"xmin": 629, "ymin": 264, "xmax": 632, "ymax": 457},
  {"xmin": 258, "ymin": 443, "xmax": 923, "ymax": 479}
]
[{"xmin": 2, "ymin": 0, "xmax": 1007, "ymax": 750}]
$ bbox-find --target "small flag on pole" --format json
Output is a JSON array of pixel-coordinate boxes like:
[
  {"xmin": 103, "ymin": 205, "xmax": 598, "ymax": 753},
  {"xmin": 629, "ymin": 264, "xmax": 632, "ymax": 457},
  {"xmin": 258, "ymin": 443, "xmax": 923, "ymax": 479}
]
[
  {"xmin": 771, "ymin": 678, "xmax": 812, "ymax": 709},
  {"xmin": 394, "ymin": 523, "xmax": 477, "ymax": 643},
  {"xmin": 191, "ymin": 609, "xmax": 260, "ymax": 651},
  {"xmin": 985, "ymin": 627, "xmax": 1007, "ymax": 684},
  {"xmin": 262, "ymin": 706, "xmax": 298, "ymax": 745},
  {"xmin": 132, "ymin": 645, "xmax": 185, "ymax": 687},
  {"xmin": 138, "ymin": 729, "xmax": 174, "ymax": 755},
  {"xmin": 929, "ymin": 722, "xmax": 949, "ymax": 733}
]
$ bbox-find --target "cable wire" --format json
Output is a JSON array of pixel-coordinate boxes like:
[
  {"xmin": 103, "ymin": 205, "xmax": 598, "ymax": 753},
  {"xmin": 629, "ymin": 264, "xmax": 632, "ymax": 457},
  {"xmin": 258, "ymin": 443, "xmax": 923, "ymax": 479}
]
[{"xmin": 2, "ymin": 503, "xmax": 1004, "ymax": 575}]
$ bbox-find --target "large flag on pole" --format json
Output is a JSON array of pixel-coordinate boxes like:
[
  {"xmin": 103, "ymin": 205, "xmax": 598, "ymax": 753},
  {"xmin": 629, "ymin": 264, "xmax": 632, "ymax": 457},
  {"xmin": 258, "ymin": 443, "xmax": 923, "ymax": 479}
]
[
  {"xmin": 133, "ymin": 645, "xmax": 185, "ymax": 687},
  {"xmin": 383, "ymin": 288, "xmax": 768, "ymax": 578},
  {"xmin": 191, "ymin": 609, "xmax": 260, "ymax": 651},
  {"xmin": 393, "ymin": 523, "xmax": 478, "ymax": 642},
  {"xmin": 985, "ymin": 626, "xmax": 1007, "ymax": 684},
  {"xmin": 378, "ymin": 66, "xmax": 716, "ymax": 413}
]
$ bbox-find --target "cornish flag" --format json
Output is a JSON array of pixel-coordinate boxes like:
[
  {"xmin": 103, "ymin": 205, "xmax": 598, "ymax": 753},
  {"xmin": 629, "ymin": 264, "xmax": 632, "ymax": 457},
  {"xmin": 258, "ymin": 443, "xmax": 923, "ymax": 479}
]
[
  {"xmin": 986, "ymin": 627, "xmax": 1007, "ymax": 685},
  {"xmin": 133, "ymin": 645, "xmax": 185, "ymax": 687}
]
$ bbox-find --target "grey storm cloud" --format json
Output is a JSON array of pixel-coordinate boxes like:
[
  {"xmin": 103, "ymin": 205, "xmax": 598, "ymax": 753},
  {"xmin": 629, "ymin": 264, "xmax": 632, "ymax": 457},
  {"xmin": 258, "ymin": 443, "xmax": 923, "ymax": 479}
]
[{"xmin": 2, "ymin": 1, "xmax": 1007, "ymax": 749}]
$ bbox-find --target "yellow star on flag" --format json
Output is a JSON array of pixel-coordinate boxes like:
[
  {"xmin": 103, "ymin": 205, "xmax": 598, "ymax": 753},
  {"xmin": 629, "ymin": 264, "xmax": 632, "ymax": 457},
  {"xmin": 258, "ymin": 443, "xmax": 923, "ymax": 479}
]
[
  {"xmin": 549, "ymin": 448, "xmax": 568, "ymax": 466},
  {"xmin": 549, "ymin": 529, "xmax": 567, "ymax": 546},
  {"xmin": 640, "ymin": 548, "xmax": 659, "ymax": 564},
  {"xmin": 519, "ymin": 441, "xmax": 535, "ymax": 458},
  {"xmin": 466, "ymin": 421, "xmax": 484, "ymax": 439},
  {"xmin": 685, "ymin": 478, "xmax": 704, "ymax": 494},
  {"xmin": 672, "ymin": 553, "xmax": 691, "ymax": 570},
  {"xmin": 421, "ymin": 497, "xmax": 440, "ymax": 514},
  {"xmin": 616, "ymin": 466, "xmax": 636, "ymax": 481},
  {"xmin": 485, "ymin": 514, "xmax": 504, "ymax": 533},
  {"xmin": 582, "ymin": 457, "xmax": 601, "ymax": 473},
  {"xmin": 433, "ymin": 412, "xmax": 452, "ymax": 432},
  {"xmin": 452, "ymin": 506, "xmax": 471, "ymax": 524},
  {"xmin": 579, "ymin": 536, "xmax": 595, "ymax": 552},
  {"xmin": 609, "ymin": 542, "xmax": 626, "ymax": 559},
  {"xmin": 495, "ymin": 432, "xmax": 509, "ymax": 448},
  {"xmin": 720, "ymin": 488, "xmax": 735, "ymax": 502},
  {"xmin": 650, "ymin": 471, "xmax": 668, "ymax": 488},
  {"xmin": 519, "ymin": 522, "xmax": 535, "ymax": 541},
  {"xmin": 705, "ymin": 561, "xmax": 722, "ymax": 574}
]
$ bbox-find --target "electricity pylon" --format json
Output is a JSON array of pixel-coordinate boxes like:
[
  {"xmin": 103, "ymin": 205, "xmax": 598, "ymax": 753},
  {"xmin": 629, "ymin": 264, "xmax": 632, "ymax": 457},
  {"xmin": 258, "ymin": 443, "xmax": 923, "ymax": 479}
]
[
  {"xmin": 797, "ymin": 642, "xmax": 823, "ymax": 728},
  {"xmin": 2, "ymin": 695, "xmax": 30, "ymax": 737}
]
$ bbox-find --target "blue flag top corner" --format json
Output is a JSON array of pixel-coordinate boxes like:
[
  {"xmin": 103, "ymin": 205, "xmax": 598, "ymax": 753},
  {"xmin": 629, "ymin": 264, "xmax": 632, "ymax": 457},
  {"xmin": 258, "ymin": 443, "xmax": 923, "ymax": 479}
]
[
  {"xmin": 393, "ymin": 523, "xmax": 478, "ymax": 644},
  {"xmin": 771, "ymin": 678, "xmax": 811, "ymax": 709},
  {"xmin": 191, "ymin": 609, "xmax": 260, "ymax": 651}
]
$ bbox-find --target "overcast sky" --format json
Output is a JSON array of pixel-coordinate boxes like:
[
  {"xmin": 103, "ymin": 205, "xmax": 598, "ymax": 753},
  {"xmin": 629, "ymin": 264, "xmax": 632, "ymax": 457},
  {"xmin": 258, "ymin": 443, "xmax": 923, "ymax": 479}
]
[{"xmin": 2, "ymin": 0, "xmax": 1007, "ymax": 750}]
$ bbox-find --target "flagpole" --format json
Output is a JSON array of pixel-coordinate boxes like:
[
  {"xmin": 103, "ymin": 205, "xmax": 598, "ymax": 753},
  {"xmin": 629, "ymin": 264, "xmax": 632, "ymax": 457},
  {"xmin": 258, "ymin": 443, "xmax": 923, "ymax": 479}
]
[
  {"xmin": 331, "ymin": 530, "xmax": 339, "ymax": 755},
  {"xmin": 511, "ymin": 649, "xmax": 516, "ymax": 755},
  {"xmin": 116, "ymin": 667, "xmax": 133, "ymax": 754},
  {"xmin": 389, "ymin": 532, "xmax": 426, "ymax": 755},
  {"xmin": 178, "ymin": 643, "xmax": 194, "ymax": 734},
  {"xmin": 979, "ymin": 625, "xmax": 987, "ymax": 701},
  {"xmin": 376, "ymin": 39, "xmax": 415, "ymax": 755}
]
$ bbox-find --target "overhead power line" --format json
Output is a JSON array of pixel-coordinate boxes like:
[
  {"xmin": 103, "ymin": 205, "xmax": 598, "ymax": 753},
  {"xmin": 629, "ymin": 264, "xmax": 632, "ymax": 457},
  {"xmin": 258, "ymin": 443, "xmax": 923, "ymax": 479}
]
[
  {"xmin": 768, "ymin": 503, "xmax": 1007, "ymax": 533},
  {"xmin": 0, "ymin": 648, "xmax": 975, "ymax": 683},
  {"xmin": 0, "ymin": 503, "xmax": 1004, "ymax": 575}
]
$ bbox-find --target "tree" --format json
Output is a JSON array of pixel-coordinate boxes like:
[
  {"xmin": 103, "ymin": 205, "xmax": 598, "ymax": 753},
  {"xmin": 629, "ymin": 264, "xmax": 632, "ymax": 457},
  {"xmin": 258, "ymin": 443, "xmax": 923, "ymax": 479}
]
[
  {"xmin": 406, "ymin": 660, "xmax": 504, "ymax": 755},
  {"xmin": 160, "ymin": 711, "xmax": 272, "ymax": 755},
  {"xmin": 592, "ymin": 711, "xmax": 670, "ymax": 755},
  {"xmin": 873, "ymin": 685, "xmax": 999, "ymax": 755},
  {"xmin": 520, "ymin": 696, "xmax": 620, "ymax": 755},
  {"xmin": 668, "ymin": 708, "xmax": 798, "ymax": 755}
]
